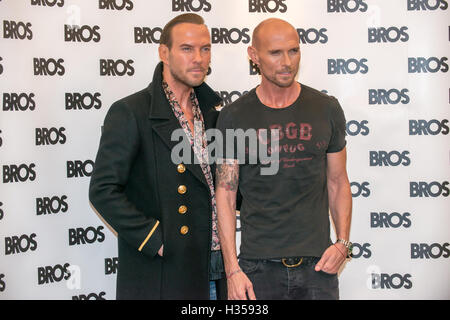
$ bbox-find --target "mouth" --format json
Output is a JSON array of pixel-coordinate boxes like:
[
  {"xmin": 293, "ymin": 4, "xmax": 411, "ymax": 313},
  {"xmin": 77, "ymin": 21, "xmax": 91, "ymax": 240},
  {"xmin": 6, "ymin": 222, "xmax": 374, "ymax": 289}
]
[
  {"xmin": 278, "ymin": 71, "xmax": 292, "ymax": 77},
  {"xmin": 189, "ymin": 68, "xmax": 205, "ymax": 74}
]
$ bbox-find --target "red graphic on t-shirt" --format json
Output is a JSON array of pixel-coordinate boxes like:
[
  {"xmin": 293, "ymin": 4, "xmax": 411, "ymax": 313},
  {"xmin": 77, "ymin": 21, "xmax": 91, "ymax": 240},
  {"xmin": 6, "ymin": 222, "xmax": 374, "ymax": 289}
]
[{"xmin": 256, "ymin": 122, "xmax": 315, "ymax": 169}]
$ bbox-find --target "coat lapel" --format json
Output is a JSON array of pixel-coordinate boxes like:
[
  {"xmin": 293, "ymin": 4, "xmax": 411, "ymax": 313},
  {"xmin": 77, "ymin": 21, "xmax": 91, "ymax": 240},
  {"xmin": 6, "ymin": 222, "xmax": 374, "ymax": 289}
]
[{"xmin": 152, "ymin": 119, "xmax": 209, "ymax": 187}]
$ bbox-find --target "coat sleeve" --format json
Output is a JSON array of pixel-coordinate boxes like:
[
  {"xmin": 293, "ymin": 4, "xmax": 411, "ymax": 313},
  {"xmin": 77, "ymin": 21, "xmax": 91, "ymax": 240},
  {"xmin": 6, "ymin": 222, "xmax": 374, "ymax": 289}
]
[{"xmin": 89, "ymin": 100, "xmax": 162, "ymax": 258}]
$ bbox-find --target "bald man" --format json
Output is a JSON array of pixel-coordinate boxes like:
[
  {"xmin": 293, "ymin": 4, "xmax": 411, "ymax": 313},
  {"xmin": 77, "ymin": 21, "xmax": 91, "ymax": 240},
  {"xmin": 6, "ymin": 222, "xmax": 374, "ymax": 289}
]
[{"xmin": 215, "ymin": 18, "xmax": 352, "ymax": 300}]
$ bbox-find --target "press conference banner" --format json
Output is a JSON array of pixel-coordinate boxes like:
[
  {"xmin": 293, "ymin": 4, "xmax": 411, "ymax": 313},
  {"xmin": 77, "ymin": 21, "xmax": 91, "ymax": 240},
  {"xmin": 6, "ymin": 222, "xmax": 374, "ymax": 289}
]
[{"xmin": 0, "ymin": 0, "xmax": 448, "ymax": 300}]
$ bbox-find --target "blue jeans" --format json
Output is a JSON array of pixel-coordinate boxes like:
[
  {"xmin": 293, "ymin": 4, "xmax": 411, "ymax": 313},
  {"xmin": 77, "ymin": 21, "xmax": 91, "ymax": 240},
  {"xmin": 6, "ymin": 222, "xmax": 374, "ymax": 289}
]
[
  {"xmin": 239, "ymin": 257, "xmax": 339, "ymax": 300},
  {"xmin": 209, "ymin": 281, "xmax": 217, "ymax": 300}
]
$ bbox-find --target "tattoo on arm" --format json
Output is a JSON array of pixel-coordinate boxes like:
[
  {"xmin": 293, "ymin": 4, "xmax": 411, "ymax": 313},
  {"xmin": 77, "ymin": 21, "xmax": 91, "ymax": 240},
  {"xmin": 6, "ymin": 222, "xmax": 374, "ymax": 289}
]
[{"xmin": 216, "ymin": 160, "xmax": 239, "ymax": 192}]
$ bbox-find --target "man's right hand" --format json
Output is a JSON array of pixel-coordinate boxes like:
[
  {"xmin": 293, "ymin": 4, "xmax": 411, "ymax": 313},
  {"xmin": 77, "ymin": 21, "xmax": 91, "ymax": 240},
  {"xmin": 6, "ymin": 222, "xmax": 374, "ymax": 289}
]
[{"xmin": 227, "ymin": 270, "xmax": 256, "ymax": 300}]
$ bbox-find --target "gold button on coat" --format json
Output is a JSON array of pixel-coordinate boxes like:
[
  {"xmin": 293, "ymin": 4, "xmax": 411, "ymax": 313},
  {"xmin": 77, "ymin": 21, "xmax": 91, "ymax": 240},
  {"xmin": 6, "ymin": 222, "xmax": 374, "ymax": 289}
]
[
  {"xmin": 178, "ymin": 205, "xmax": 187, "ymax": 214},
  {"xmin": 180, "ymin": 226, "xmax": 189, "ymax": 235},
  {"xmin": 178, "ymin": 185, "xmax": 187, "ymax": 194},
  {"xmin": 177, "ymin": 164, "xmax": 186, "ymax": 173}
]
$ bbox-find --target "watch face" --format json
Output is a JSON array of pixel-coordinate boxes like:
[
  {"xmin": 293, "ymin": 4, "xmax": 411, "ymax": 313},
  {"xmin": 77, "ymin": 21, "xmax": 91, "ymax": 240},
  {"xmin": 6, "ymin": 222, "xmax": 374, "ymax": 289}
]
[{"xmin": 348, "ymin": 243, "xmax": 353, "ymax": 257}]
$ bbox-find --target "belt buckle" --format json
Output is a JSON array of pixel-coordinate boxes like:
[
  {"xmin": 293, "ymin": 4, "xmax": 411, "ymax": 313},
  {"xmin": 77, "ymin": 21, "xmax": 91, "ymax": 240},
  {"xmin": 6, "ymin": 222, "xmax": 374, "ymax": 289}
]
[{"xmin": 282, "ymin": 257, "xmax": 303, "ymax": 268}]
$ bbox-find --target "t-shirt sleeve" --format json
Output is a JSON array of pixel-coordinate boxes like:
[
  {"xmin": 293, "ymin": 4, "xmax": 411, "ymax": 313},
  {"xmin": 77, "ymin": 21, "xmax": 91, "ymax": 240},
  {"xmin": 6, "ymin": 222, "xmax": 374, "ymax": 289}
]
[
  {"xmin": 215, "ymin": 105, "xmax": 243, "ymax": 210},
  {"xmin": 215, "ymin": 106, "xmax": 239, "ymax": 161},
  {"xmin": 327, "ymin": 98, "xmax": 347, "ymax": 153}
]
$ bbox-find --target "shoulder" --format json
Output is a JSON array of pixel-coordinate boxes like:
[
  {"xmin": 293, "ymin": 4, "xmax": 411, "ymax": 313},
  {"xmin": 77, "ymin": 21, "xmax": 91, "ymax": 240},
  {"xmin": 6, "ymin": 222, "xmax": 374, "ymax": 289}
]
[
  {"xmin": 300, "ymin": 84, "xmax": 343, "ymax": 120},
  {"xmin": 219, "ymin": 88, "xmax": 257, "ymax": 117},
  {"xmin": 107, "ymin": 87, "xmax": 150, "ymax": 120},
  {"xmin": 112, "ymin": 87, "xmax": 149, "ymax": 110},
  {"xmin": 300, "ymin": 84, "xmax": 339, "ymax": 106}
]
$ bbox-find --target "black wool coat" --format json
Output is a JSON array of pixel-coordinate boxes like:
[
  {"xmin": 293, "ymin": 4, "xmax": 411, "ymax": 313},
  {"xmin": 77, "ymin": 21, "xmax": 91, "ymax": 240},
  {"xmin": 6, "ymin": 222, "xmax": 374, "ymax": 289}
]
[{"xmin": 89, "ymin": 62, "xmax": 222, "ymax": 299}]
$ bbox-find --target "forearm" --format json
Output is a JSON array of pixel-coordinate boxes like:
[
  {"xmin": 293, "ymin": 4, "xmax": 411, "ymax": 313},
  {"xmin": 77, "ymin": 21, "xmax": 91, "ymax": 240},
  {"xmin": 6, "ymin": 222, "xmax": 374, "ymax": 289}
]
[
  {"xmin": 89, "ymin": 163, "xmax": 163, "ymax": 257},
  {"xmin": 315, "ymin": 149, "xmax": 352, "ymax": 272},
  {"xmin": 216, "ymin": 188, "xmax": 240, "ymax": 274},
  {"xmin": 328, "ymin": 176, "xmax": 352, "ymax": 240},
  {"xmin": 215, "ymin": 161, "xmax": 240, "ymax": 274}
]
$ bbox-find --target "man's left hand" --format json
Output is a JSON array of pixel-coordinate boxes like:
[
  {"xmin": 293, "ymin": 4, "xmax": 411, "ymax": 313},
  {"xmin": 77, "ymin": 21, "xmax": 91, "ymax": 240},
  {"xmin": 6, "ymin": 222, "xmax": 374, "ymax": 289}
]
[{"xmin": 314, "ymin": 244, "xmax": 346, "ymax": 274}]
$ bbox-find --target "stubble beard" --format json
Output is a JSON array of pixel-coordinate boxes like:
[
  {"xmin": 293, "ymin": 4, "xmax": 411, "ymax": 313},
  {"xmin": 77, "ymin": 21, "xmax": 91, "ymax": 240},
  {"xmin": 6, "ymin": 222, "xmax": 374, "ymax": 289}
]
[
  {"xmin": 263, "ymin": 66, "xmax": 299, "ymax": 88},
  {"xmin": 170, "ymin": 65, "xmax": 207, "ymax": 88}
]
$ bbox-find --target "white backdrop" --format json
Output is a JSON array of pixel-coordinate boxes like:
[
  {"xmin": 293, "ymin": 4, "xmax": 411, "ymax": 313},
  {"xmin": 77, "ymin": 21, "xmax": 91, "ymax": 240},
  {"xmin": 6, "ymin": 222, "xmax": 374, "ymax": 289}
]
[{"xmin": 0, "ymin": 0, "xmax": 449, "ymax": 300}]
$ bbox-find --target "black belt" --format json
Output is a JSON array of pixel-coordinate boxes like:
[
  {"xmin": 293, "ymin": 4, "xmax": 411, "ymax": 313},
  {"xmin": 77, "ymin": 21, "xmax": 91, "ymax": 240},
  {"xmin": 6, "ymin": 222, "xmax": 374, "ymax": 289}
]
[{"xmin": 267, "ymin": 256, "xmax": 320, "ymax": 268}]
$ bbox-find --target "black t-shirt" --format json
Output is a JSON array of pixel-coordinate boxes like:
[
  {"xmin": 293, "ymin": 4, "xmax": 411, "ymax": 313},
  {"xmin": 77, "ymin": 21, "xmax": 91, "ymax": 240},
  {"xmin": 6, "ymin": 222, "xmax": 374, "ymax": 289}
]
[{"xmin": 216, "ymin": 83, "xmax": 346, "ymax": 259}]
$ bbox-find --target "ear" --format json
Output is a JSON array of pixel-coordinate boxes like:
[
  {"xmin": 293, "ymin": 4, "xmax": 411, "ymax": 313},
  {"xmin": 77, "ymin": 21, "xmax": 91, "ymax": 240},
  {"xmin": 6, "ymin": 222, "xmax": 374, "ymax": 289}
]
[
  {"xmin": 159, "ymin": 44, "xmax": 169, "ymax": 64},
  {"xmin": 247, "ymin": 45, "xmax": 259, "ymax": 66}
]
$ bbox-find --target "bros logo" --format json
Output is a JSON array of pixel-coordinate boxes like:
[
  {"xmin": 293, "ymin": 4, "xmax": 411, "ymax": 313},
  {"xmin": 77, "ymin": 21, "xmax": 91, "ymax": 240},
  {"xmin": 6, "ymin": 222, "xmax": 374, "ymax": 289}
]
[
  {"xmin": 134, "ymin": 27, "xmax": 162, "ymax": 44},
  {"xmin": 31, "ymin": 0, "xmax": 65, "ymax": 7},
  {"xmin": 99, "ymin": 59, "xmax": 134, "ymax": 76},
  {"xmin": 410, "ymin": 181, "xmax": 449, "ymax": 197},
  {"xmin": 371, "ymin": 273, "xmax": 413, "ymax": 289},
  {"xmin": 3, "ymin": 20, "xmax": 32, "ymax": 40},
  {"xmin": 328, "ymin": 58, "xmax": 368, "ymax": 74},
  {"xmin": 68, "ymin": 226, "xmax": 105, "ymax": 246},
  {"xmin": 105, "ymin": 257, "xmax": 119, "ymax": 275},
  {"xmin": 409, "ymin": 119, "xmax": 449, "ymax": 135},
  {"xmin": 346, "ymin": 120, "xmax": 369, "ymax": 136},
  {"xmin": 211, "ymin": 28, "xmax": 250, "ymax": 44},
  {"xmin": 0, "ymin": 201, "xmax": 3, "ymax": 220},
  {"xmin": 369, "ymin": 150, "xmax": 411, "ymax": 167},
  {"xmin": 351, "ymin": 242, "xmax": 371, "ymax": 258},
  {"xmin": 297, "ymin": 28, "xmax": 328, "ymax": 44},
  {"xmin": 411, "ymin": 243, "xmax": 450, "ymax": 259},
  {"xmin": 37, "ymin": 263, "xmax": 71, "ymax": 285},
  {"xmin": 33, "ymin": 58, "xmax": 65, "ymax": 76},
  {"xmin": 370, "ymin": 212, "xmax": 411, "ymax": 228},
  {"xmin": 67, "ymin": 160, "xmax": 94, "ymax": 178},
  {"xmin": 64, "ymin": 25, "xmax": 101, "ymax": 43},
  {"xmin": 249, "ymin": 0, "xmax": 287, "ymax": 13},
  {"xmin": 99, "ymin": 0, "xmax": 133, "ymax": 10},
  {"xmin": 172, "ymin": 0, "xmax": 211, "ymax": 12},
  {"xmin": 3, "ymin": 163, "xmax": 36, "ymax": 183},
  {"xmin": 36, "ymin": 195, "xmax": 68, "ymax": 215},
  {"xmin": 350, "ymin": 181, "xmax": 370, "ymax": 197},
  {"xmin": 4, "ymin": 233, "xmax": 37, "ymax": 255},
  {"xmin": 65, "ymin": 92, "xmax": 102, "ymax": 110},
  {"xmin": 327, "ymin": 0, "xmax": 368, "ymax": 12},
  {"xmin": 3, "ymin": 93, "xmax": 36, "ymax": 111},
  {"xmin": 215, "ymin": 91, "xmax": 248, "ymax": 105},
  {"xmin": 0, "ymin": 57, "xmax": 3, "ymax": 75},
  {"xmin": 368, "ymin": 27, "xmax": 409, "ymax": 43},
  {"xmin": 407, "ymin": 0, "xmax": 448, "ymax": 10},
  {"xmin": 73, "ymin": 292, "xmax": 106, "ymax": 300},
  {"xmin": 368, "ymin": 89, "xmax": 410, "ymax": 105},
  {"xmin": 35, "ymin": 127, "xmax": 66, "ymax": 145},
  {"xmin": 408, "ymin": 57, "xmax": 448, "ymax": 73}
]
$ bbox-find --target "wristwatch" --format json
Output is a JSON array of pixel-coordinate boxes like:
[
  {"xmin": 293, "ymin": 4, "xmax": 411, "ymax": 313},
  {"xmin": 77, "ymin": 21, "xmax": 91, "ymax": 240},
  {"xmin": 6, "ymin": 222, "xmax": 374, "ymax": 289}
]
[{"xmin": 336, "ymin": 239, "xmax": 353, "ymax": 258}]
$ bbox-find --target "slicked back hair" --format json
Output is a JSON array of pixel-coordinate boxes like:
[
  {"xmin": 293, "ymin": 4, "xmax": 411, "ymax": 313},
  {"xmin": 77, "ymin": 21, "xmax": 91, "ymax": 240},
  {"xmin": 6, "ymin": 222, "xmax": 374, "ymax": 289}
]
[{"xmin": 160, "ymin": 13, "xmax": 205, "ymax": 49}]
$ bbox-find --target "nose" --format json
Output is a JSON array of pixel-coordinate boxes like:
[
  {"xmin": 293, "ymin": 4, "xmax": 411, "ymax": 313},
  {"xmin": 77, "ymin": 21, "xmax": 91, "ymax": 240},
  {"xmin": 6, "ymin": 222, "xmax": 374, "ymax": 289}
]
[
  {"xmin": 281, "ymin": 52, "xmax": 292, "ymax": 67},
  {"xmin": 193, "ymin": 49, "xmax": 203, "ymax": 63}
]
